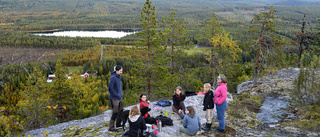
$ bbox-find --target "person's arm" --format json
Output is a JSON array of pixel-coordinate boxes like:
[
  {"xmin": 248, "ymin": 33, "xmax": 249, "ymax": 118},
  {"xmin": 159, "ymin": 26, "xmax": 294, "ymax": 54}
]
[
  {"xmin": 173, "ymin": 95, "xmax": 179, "ymax": 108},
  {"xmin": 108, "ymin": 77, "xmax": 116, "ymax": 96},
  {"xmin": 218, "ymin": 86, "xmax": 227, "ymax": 105},
  {"xmin": 183, "ymin": 116, "xmax": 187, "ymax": 128},
  {"xmin": 140, "ymin": 101, "xmax": 149, "ymax": 108},
  {"xmin": 203, "ymin": 94, "xmax": 209, "ymax": 111},
  {"xmin": 180, "ymin": 94, "xmax": 186, "ymax": 102}
]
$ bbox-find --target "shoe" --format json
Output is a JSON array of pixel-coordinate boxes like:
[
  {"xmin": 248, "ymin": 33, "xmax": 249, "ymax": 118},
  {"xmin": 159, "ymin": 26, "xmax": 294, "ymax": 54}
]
[
  {"xmin": 214, "ymin": 128, "xmax": 225, "ymax": 133},
  {"xmin": 108, "ymin": 129, "xmax": 119, "ymax": 133},
  {"xmin": 115, "ymin": 126, "xmax": 122, "ymax": 130},
  {"xmin": 201, "ymin": 123, "xmax": 211, "ymax": 131}
]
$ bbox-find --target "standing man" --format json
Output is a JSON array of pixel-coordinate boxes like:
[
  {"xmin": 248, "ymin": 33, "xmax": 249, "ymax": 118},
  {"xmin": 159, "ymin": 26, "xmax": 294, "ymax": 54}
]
[{"xmin": 108, "ymin": 65, "xmax": 123, "ymax": 133}]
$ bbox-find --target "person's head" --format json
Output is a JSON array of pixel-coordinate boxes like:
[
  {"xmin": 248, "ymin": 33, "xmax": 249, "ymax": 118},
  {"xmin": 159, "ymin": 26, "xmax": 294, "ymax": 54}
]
[
  {"xmin": 203, "ymin": 83, "xmax": 211, "ymax": 92},
  {"xmin": 217, "ymin": 74, "xmax": 227, "ymax": 84},
  {"xmin": 175, "ymin": 86, "xmax": 184, "ymax": 96},
  {"xmin": 114, "ymin": 65, "xmax": 123, "ymax": 75},
  {"xmin": 140, "ymin": 94, "xmax": 147, "ymax": 102},
  {"xmin": 129, "ymin": 106, "xmax": 140, "ymax": 118},
  {"xmin": 186, "ymin": 106, "xmax": 195, "ymax": 118}
]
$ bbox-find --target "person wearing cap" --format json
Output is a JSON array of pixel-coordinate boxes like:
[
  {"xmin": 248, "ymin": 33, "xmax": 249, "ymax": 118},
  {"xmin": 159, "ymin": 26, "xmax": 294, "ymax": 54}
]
[{"xmin": 108, "ymin": 65, "xmax": 123, "ymax": 133}]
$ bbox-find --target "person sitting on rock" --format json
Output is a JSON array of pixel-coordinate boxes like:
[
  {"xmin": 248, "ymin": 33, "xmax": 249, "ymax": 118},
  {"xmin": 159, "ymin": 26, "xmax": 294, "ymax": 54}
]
[
  {"xmin": 172, "ymin": 86, "xmax": 186, "ymax": 119},
  {"xmin": 202, "ymin": 83, "xmax": 214, "ymax": 131},
  {"xmin": 122, "ymin": 106, "xmax": 146, "ymax": 137},
  {"xmin": 139, "ymin": 94, "xmax": 156, "ymax": 124},
  {"xmin": 179, "ymin": 106, "xmax": 201, "ymax": 136}
]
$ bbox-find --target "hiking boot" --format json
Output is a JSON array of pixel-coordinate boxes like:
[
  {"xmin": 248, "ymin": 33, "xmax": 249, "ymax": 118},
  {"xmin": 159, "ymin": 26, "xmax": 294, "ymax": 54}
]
[
  {"xmin": 214, "ymin": 128, "xmax": 225, "ymax": 133},
  {"xmin": 201, "ymin": 123, "xmax": 211, "ymax": 131},
  {"xmin": 108, "ymin": 129, "xmax": 119, "ymax": 133}
]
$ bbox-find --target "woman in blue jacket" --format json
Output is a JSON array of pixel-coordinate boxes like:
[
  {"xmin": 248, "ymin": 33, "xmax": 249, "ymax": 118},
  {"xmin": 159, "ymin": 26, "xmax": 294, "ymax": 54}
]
[{"xmin": 179, "ymin": 106, "xmax": 201, "ymax": 136}]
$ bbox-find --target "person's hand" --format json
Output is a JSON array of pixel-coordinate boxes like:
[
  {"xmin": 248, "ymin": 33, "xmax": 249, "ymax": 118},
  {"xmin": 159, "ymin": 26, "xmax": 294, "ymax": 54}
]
[
  {"xmin": 178, "ymin": 109, "xmax": 182, "ymax": 113},
  {"xmin": 147, "ymin": 100, "xmax": 150, "ymax": 104}
]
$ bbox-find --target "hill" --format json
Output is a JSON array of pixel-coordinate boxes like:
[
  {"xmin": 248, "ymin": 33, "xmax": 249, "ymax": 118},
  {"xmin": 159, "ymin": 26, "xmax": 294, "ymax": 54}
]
[{"xmin": 1, "ymin": 0, "xmax": 320, "ymax": 12}]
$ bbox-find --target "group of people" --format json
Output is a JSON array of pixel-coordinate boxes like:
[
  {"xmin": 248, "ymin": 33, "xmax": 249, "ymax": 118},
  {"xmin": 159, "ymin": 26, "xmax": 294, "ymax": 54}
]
[{"xmin": 107, "ymin": 65, "xmax": 228, "ymax": 136}]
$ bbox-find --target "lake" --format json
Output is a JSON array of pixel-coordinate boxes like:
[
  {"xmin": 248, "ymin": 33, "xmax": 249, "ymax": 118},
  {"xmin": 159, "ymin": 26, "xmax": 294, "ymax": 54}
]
[{"xmin": 32, "ymin": 29, "xmax": 140, "ymax": 38}]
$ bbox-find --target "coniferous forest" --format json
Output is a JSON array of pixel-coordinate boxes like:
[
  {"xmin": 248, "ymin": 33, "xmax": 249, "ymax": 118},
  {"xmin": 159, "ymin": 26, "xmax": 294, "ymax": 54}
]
[{"xmin": 0, "ymin": 0, "xmax": 320, "ymax": 136}]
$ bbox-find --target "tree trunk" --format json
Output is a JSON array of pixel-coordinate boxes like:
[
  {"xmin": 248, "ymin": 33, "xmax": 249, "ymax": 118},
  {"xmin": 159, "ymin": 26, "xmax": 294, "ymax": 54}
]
[
  {"xmin": 253, "ymin": 25, "xmax": 264, "ymax": 85},
  {"xmin": 297, "ymin": 12, "xmax": 306, "ymax": 68},
  {"xmin": 210, "ymin": 43, "xmax": 214, "ymax": 84}
]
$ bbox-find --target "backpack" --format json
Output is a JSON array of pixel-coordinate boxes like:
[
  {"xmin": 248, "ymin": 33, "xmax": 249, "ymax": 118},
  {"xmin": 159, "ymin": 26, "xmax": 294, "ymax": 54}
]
[
  {"xmin": 156, "ymin": 100, "xmax": 171, "ymax": 107},
  {"xmin": 155, "ymin": 115, "xmax": 173, "ymax": 126}
]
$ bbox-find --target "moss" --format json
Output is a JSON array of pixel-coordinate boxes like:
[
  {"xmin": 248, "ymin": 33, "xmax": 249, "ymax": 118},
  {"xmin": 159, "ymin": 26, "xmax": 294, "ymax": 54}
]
[
  {"xmin": 89, "ymin": 126, "xmax": 103, "ymax": 133},
  {"xmin": 87, "ymin": 133, "xmax": 103, "ymax": 137},
  {"xmin": 250, "ymin": 95, "xmax": 262, "ymax": 107},
  {"xmin": 105, "ymin": 122, "xmax": 110, "ymax": 127},
  {"xmin": 273, "ymin": 114, "xmax": 278, "ymax": 117},
  {"xmin": 107, "ymin": 131, "xmax": 123, "ymax": 136},
  {"xmin": 281, "ymin": 104, "xmax": 320, "ymax": 131}
]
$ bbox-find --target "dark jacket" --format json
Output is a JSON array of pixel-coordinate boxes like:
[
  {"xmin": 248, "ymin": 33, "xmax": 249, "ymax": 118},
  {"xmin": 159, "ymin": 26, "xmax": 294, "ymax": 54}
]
[
  {"xmin": 203, "ymin": 90, "xmax": 214, "ymax": 111},
  {"xmin": 173, "ymin": 94, "xmax": 186, "ymax": 108},
  {"xmin": 128, "ymin": 115, "xmax": 146, "ymax": 137},
  {"xmin": 109, "ymin": 71, "xmax": 122, "ymax": 100}
]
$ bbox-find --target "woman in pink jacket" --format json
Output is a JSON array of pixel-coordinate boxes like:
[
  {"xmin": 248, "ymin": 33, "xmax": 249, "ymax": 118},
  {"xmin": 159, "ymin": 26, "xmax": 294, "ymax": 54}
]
[{"xmin": 214, "ymin": 74, "xmax": 228, "ymax": 133}]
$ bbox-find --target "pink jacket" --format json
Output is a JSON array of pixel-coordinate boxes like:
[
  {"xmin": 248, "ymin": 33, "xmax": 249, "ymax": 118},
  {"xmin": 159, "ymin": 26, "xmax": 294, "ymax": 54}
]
[{"xmin": 214, "ymin": 83, "xmax": 227, "ymax": 105}]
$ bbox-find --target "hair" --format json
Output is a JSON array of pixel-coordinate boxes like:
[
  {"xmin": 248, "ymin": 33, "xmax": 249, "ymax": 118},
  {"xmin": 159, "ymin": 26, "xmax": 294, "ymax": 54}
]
[
  {"xmin": 175, "ymin": 86, "xmax": 184, "ymax": 96},
  {"xmin": 129, "ymin": 106, "xmax": 140, "ymax": 118},
  {"xmin": 140, "ymin": 93, "xmax": 147, "ymax": 102},
  {"xmin": 204, "ymin": 83, "xmax": 211, "ymax": 88},
  {"xmin": 186, "ymin": 106, "xmax": 195, "ymax": 118},
  {"xmin": 114, "ymin": 65, "xmax": 122, "ymax": 72},
  {"xmin": 219, "ymin": 74, "xmax": 227, "ymax": 83}
]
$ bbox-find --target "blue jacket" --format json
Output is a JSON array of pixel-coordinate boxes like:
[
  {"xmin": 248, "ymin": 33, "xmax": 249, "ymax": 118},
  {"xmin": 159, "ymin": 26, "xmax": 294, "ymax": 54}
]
[
  {"xmin": 108, "ymin": 71, "xmax": 122, "ymax": 100},
  {"xmin": 183, "ymin": 113, "xmax": 201, "ymax": 134}
]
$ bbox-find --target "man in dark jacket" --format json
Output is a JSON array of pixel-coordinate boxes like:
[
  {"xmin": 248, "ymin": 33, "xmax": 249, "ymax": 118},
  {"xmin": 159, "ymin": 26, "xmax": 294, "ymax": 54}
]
[{"xmin": 108, "ymin": 65, "xmax": 123, "ymax": 133}]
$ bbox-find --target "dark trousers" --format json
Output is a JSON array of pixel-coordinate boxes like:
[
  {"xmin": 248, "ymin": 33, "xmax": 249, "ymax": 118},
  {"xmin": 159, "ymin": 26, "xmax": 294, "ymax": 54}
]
[
  {"xmin": 109, "ymin": 99, "xmax": 123, "ymax": 130},
  {"xmin": 172, "ymin": 101, "xmax": 185, "ymax": 119},
  {"xmin": 144, "ymin": 115, "xmax": 156, "ymax": 124}
]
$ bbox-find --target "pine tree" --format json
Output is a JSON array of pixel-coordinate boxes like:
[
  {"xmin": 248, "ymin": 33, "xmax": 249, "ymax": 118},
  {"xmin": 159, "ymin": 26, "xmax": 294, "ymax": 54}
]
[
  {"xmin": 132, "ymin": 0, "xmax": 166, "ymax": 99},
  {"xmin": 250, "ymin": 6, "xmax": 276, "ymax": 85},
  {"xmin": 203, "ymin": 11, "xmax": 222, "ymax": 85},
  {"xmin": 49, "ymin": 60, "xmax": 79, "ymax": 122}
]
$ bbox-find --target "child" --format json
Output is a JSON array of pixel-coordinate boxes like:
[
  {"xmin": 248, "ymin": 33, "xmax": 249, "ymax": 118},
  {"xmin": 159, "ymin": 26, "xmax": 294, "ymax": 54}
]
[
  {"xmin": 139, "ymin": 94, "xmax": 156, "ymax": 124},
  {"xmin": 202, "ymin": 83, "xmax": 214, "ymax": 131},
  {"xmin": 122, "ymin": 106, "xmax": 146, "ymax": 137},
  {"xmin": 172, "ymin": 86, "xmax": 186, "ymax": 119},
  {"xmin": 179, "ymin": 106, "xmax": 201, "ymax": 136}
]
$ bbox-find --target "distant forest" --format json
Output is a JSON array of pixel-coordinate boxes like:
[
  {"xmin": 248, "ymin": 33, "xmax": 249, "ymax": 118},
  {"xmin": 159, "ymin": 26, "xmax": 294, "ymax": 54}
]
[{"xmin": 0, "ymin": 0, "xmax": 319, "ymax": 47}]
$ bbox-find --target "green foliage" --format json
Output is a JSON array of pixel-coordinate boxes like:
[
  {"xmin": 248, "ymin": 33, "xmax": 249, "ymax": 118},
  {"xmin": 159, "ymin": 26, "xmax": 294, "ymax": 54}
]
[
  {"xmin": 18, "ymin": 69, "xmax": 54, "ymax": 130},
  {"xmin": 228, "ymin": 94, "xmax": 263, "ymax": 128},
  {"xmin": 250, "ymin": 6, "xmax": 281, "ymax": 84},
  {"xmin": 282, "ymin": 105, "xmax": 320, "ymax": 132},
  {"xmin": 131, "ymin": 0, "xmax": 169, "ymax": 99},
  {"xmin": 0, "ymin": 32, "xmax": 101, "ymax": 49},
  {"xmin": 49, "ymin": 60, "xmax": 80, "ymax": 122},
  {"xmin": 292, "ymin": 55, "xmax": 320, "ymax": 105}
]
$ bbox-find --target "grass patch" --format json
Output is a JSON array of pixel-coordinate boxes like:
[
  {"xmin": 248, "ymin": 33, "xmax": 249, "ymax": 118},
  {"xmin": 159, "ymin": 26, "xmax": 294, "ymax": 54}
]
[
  {"xmin": 183, "ymin": 48, "xmax": 208, "ymax": 55},
  {"xmin": 282, "ymin": 105, "xmax": 320, "ymax": 132},
  {"xmin": 67, "ymin": 66, "xmax": 81, "ymax": 73}
]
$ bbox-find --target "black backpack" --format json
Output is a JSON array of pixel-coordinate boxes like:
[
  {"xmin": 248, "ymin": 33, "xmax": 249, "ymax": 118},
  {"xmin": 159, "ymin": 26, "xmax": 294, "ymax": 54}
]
[{"xmin": 154, "ymin": 115, "xmax": 173, "ymax": 126}]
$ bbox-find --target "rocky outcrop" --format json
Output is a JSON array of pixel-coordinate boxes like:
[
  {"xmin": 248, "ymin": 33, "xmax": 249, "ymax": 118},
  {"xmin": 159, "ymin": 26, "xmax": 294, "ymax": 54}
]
[
  {"xmin": 237, "ymin": 68, "xmax": 300, "ymax": 97},
  {"xmin": 23, "ymin": 94, "xmax": 233, "ymax": 137}
]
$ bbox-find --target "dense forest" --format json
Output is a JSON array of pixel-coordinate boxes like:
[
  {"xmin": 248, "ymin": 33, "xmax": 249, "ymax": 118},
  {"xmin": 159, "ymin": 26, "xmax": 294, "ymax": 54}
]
[{"xmin": 0, "ymin": 0, "xmax": 320, "ymax": 136}]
